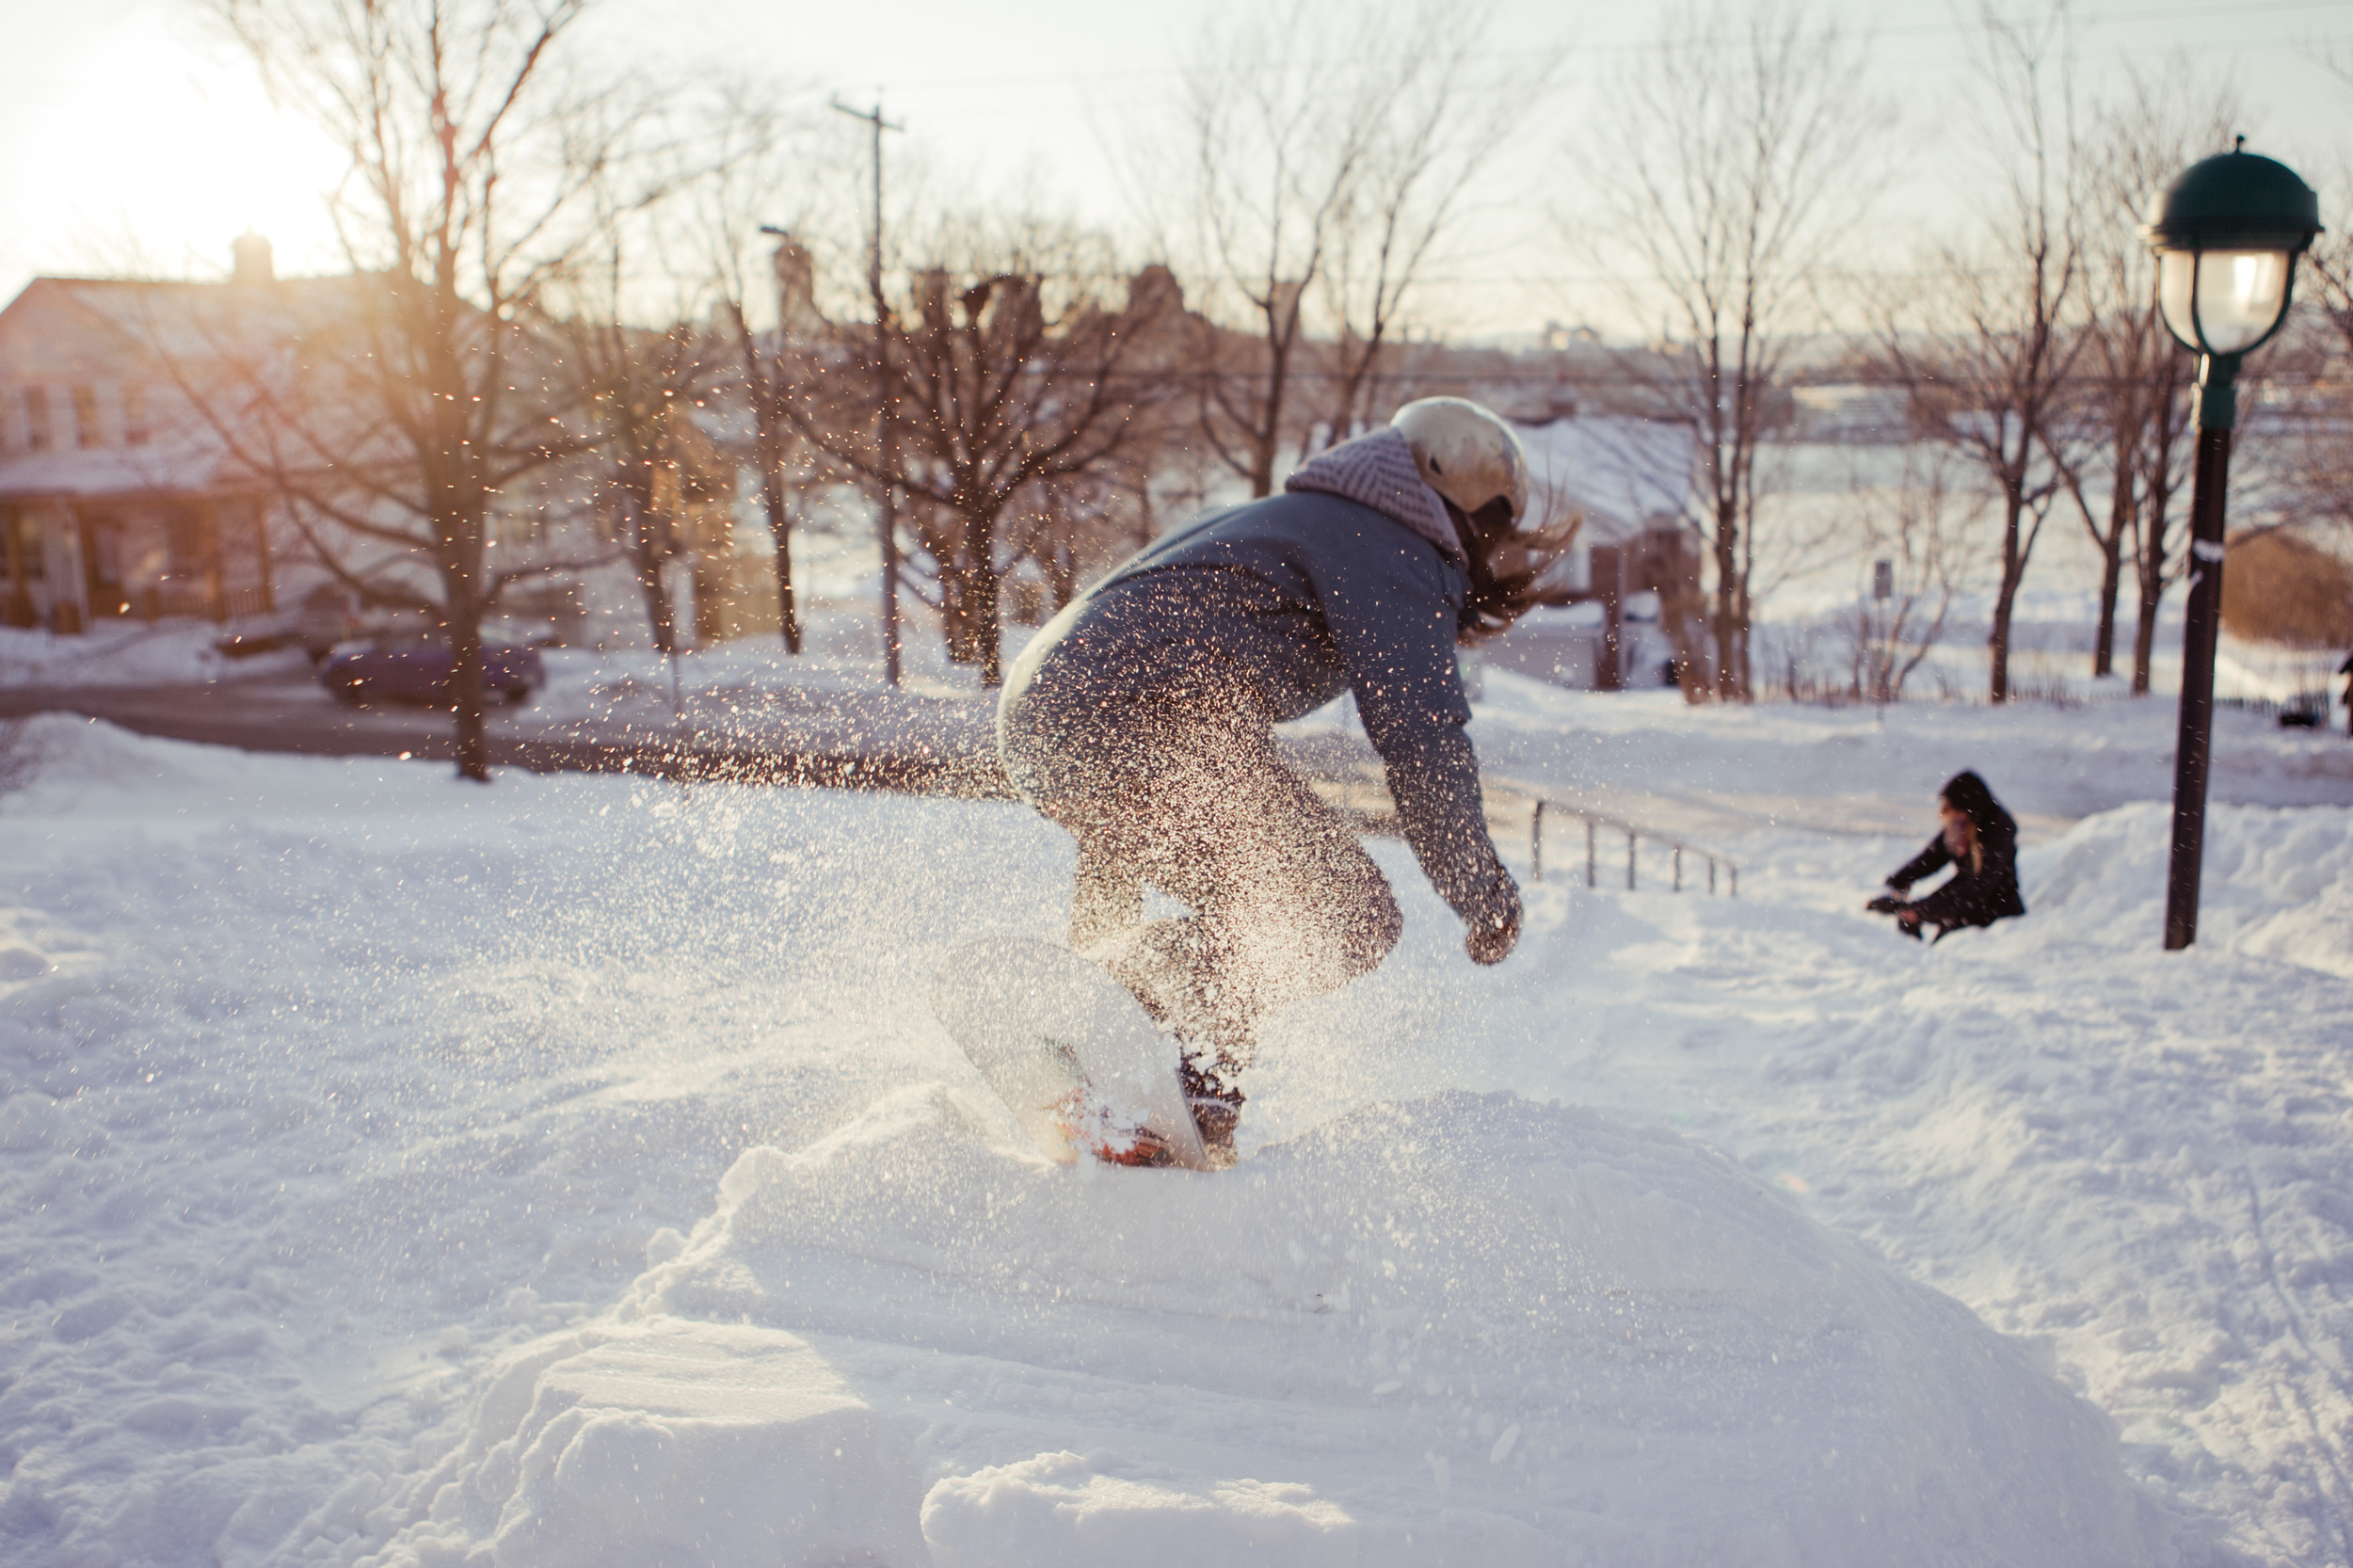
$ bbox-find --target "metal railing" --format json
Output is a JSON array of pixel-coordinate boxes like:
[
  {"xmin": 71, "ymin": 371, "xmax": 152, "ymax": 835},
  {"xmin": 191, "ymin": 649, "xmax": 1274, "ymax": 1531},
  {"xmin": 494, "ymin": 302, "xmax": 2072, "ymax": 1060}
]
[{"xmin": 1529, "ymin": 799, "xmax": 1737, "ymax": 897}]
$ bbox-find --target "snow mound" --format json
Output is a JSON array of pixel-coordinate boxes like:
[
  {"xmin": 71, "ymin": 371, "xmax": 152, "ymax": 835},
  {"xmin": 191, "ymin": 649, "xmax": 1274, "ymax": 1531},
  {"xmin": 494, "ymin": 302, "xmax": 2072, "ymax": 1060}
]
[
  {"xmin": 0, "ymin": 712, "xmax": 222, "ymax": 799},
  {"xmin": 0, "ymin": 623, "xmax": 259, "ymax": 687},
  {"xmin": 2028, "ymin": 802, "xmax": 2353, "ymax": 977},
  {"xmin": 376, "ymin": 1088, "xmax": 2162, "ymax": 1566}
]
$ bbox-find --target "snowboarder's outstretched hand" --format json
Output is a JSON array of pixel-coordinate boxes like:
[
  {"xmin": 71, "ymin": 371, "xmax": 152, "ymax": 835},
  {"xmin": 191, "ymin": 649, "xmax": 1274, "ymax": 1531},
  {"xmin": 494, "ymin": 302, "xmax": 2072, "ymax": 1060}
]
[{"xmin": 1465, "ymin": 880, "xmax": 1522, "ymax": 967}]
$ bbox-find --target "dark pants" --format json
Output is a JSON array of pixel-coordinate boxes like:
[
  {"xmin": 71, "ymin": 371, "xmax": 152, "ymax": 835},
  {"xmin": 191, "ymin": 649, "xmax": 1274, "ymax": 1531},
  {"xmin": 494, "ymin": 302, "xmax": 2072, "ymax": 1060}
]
[{"xmin": 1001, "ymin": 696, "xmax": 1401, "ymax": 1064}]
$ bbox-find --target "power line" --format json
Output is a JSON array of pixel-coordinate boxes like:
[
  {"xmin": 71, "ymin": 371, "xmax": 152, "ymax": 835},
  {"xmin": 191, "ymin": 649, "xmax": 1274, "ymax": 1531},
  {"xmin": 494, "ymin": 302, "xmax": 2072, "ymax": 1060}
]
[{"xmin": 851, "ymin": 0, "xmax": 2353, "ymax": 93}]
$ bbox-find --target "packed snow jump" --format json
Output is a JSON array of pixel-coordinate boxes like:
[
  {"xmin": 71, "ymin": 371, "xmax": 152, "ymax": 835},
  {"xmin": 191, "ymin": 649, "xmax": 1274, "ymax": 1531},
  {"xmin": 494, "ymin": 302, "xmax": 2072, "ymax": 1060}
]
[{"xmin": 942, "ymin": 397, "xmax": 1573, "ymax": 1167}]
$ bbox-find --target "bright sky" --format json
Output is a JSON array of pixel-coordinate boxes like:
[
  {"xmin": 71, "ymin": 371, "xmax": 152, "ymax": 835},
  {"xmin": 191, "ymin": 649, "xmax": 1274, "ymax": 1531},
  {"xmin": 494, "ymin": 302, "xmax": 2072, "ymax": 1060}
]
[{"xmin": 1, "ymin": 0, "xmax": 2348, "ymax": 341}]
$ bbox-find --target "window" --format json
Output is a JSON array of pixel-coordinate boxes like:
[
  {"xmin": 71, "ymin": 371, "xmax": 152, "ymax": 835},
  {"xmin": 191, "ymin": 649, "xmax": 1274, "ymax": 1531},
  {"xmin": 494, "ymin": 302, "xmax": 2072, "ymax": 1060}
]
[
  {"xmin": 9, "ymin": 509, "xmax": 44, "ymax": 582},
  {"xmin": 123, "ymin": 384, "xmax": 149, "ymax": 446},
  {"xmin": 24, "ymin": 387, "xmax": 50, "ymax": 452},
  {"xmin": 72, "ymin": 386, "xmax": 101, "ymax": 448},
  {"xmin": 86, "ymin": 518, "xmax": 123, "ymax": 589},
  {"xmin": 165, "ymin": 508, "xmax": 208, "ymax": 572}
]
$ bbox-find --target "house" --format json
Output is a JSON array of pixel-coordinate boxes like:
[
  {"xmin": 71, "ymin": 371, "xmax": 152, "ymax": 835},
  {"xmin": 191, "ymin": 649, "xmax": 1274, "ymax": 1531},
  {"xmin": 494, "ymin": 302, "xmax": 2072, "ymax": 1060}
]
[
  {"xmin": 0, "ymin": 236, "xmax": 606, "ymax": 645},
  {"xmin": 1482, "ymin": 416, "xmax": 1702, "ymax": 692}
]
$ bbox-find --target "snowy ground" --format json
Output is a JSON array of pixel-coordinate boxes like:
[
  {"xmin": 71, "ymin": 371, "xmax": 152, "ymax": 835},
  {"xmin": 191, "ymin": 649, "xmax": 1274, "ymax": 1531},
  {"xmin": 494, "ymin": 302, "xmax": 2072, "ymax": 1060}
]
[{"xmin": 1, "ymin": 672, "xmax": 2351, "ymax": 1565}]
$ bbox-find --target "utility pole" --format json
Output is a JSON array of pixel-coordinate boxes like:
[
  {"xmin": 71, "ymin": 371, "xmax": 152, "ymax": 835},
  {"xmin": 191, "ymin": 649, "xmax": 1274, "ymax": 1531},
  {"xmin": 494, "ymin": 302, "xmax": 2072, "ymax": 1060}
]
[{"xmin": 833, "ymin": 95, "xmax": 904, "ymax": 687}]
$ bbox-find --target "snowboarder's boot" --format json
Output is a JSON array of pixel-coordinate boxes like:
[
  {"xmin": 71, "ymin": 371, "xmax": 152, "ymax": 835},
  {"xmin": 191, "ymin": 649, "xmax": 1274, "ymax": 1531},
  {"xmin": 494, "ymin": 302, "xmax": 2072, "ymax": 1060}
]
[
  {"xmin": 1049, "ymin": 1086, "xmax": 1178, "ymax": 1168},
  {"xmin": 1180, "ymin": 1049, "xmax": 1245, "ymax": 1171},
  {"xmin": 1096, "ymin": 1128, "xmax": 1177, "ymax": 1167}
]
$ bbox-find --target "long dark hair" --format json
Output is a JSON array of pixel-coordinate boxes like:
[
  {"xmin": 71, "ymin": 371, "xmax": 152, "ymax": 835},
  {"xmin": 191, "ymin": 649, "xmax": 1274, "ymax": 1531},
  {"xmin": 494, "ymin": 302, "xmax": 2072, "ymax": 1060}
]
[
  {"xmin": 1449, "ymin": 497, "xmax": 1581, "ymax": 643},
  {"xmin": 1939, "ymin": 770, "xmax": 2010, "ymax": 872}
]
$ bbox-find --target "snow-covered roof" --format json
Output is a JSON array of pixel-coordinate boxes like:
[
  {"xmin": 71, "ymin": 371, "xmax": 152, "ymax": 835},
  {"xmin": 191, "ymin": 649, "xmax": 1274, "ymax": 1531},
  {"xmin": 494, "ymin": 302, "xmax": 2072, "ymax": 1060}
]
[
  {"xmin": 1513, "ymin": 416, "xmax": 1693, "ymax": 541},
  {"xmin": 0, "ymin": 441, "xmax": 232, "ymax": 502}
]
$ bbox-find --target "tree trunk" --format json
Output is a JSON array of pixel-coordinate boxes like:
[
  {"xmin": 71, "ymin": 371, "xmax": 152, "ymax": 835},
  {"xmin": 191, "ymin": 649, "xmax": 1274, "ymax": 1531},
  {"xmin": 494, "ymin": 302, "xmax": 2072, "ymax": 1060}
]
[
  {"xmin": 1045, "ymin": 539, "xmax": 1080, "ymax": 610},
  {"xmin": 729, "ymin": 304, "xmax": 802, "ymax": 656},
  {"xmin": 1248, "ymin": 357, "xmax": 1286, "ymax": 500},
  {"xmin": 2131, "ymin": 571, "xmax": 2162, "ymax": 697},
  {"xmin": 1988, "ymin": 591, "xmax": 2013, "ymax": 704},
  {"xmin": 1989, "ymin": 482, "xmax": 2028, "ymax": 704},
  {"xmin": 448, "ymin": 577, "xmax": 490, "ymax": 784},
  {"xmin": 2092, "ymin": 529, "xmax": 2123, "ymax": 680},
  {"xmin": 632, "ymin": 514, "xmax": 676, "ymax": 656},
  {"xmin": 1246, "ymin": 310, "xmax": 1297, "ymax": 500},
  {"xmin": 1711, "ymin": 522, "xmax": 1742, "ymax": 702},
  {"xmin": 760, "ymin": 472, "xmax": 801, "ymax": 656},
  {"xmin": 2131, "ymin": 461, "xmax": 2181, "ymax": 696},
  {"xmin": 774, "ymin": 535, "xmax": 799, "ymax": 655},
  {"xmin": 975, "ymin": 534, "xmax": 1003, "ymax": 687}
]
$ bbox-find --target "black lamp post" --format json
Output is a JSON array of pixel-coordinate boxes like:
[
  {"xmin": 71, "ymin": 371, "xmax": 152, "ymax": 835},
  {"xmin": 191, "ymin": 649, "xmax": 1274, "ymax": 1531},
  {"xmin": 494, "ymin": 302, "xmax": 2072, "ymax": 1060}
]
[{"xmin": 2140, "ymin": 141, "xmax": 2322, "ymax": 950}]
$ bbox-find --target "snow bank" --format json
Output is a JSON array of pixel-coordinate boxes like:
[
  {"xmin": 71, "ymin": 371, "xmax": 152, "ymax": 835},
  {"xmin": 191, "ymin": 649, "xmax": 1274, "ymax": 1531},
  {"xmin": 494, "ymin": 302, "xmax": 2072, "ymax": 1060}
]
[
  {"xmin": 1465, "ymin": 670, "xmax": 2353, "ymax": 829},
  {"xmin": 0, "ymin": 623, "xmax": 311, "ymax": 687},
  {"xmin": 6, "ymin": 715, "xmax": 2347, "ymax": 1565},
  {"xmin": 376, "ymin": 1088, "xmax": 2160, "ymax": 1566},
  {"xmin": 377, "ymin": 1320, "xmax": 930, "ymax": 1567},
  {"xmin": 2029, "ymin": 803, "xmax": 2353, "ymax": 978}
]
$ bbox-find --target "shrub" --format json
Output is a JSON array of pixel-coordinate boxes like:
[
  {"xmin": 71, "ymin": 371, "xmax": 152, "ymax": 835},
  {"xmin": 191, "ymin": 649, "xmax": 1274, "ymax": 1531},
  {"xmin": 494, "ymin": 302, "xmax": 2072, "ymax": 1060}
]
[{"xmin": 2221, "ymin": 533, "xmax": 2353, "ymax": 648}]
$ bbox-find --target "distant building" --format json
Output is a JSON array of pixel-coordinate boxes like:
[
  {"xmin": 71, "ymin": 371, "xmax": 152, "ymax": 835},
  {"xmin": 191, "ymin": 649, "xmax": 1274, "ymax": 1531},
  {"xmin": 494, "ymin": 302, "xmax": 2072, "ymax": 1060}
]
[
  {"xmin": 0, "ymin": 242, "xmax": 308, "ymax": 632},
  {"xmin": 0, "ymin": 237, "xmax": 603, "ymax": 642},
  {"xmin": 1484, "ymin": 416, "xmax": 1702, "ymax": 692},
  {"xmin": 1791, "ymin": 383, "xmax": 1910, "ymax": 442}
]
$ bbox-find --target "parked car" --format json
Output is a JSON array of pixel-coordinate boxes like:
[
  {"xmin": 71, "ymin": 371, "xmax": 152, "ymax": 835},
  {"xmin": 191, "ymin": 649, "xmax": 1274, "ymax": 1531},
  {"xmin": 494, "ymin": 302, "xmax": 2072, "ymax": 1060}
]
[
  {"xmin": 213, "ymin": 584, "xmax": 370, "ymax": 664},
  {"xmin": 319, "ymin": 632, "xmax": 546, "ymax": 706}
]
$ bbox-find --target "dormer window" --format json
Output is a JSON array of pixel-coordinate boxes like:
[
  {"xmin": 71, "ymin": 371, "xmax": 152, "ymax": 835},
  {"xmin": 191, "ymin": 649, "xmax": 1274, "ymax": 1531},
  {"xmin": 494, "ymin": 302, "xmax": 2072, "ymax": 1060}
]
[{"xmin": 72, "ymin": 385, "xmax": 102, "ymax": 448}]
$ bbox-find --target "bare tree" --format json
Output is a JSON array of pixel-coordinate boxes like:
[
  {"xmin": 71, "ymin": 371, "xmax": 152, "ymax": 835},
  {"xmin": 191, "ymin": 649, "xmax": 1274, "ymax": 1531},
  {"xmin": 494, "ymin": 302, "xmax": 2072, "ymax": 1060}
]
[
  {"xmin": 1310, "ymin": 9, "xmax": 1553, "ymax": 447},
  {"xmin": 788, "ymin": 218, "xmax": 1173, "ymax": 685},
  {"xmin": 198, "ymin": 0, "xmax": 655, "ymax": 780},
  {"xmin": 1006, "ymin": 470, "xmax": 1139, "ymax": 616},
  {"xmin": 1148, "ymin": 0, "xmax": 1384, "ymax": 494},
  {"xmin": 562, "ymin": 316, "xmax": 712, "ymax": 653},
  {"xmin": 1841, "ymin": 447, "xmax": 1979, "ymax": 703},
  {"xmin": 1572, "ymin": 0, "xmax": 1892, "ymax": 702},
  {"xmin": 2310, "ymin": 57, "xmax": 2353, "ymax": 365},
  {"xmin": 2281, "ymin": 58, "xmax": 2353, "ymax": 561},
  {"xmin": 1876, "ymin": 2, "xmax": 2086, "ymax": 704},
  {"xmin": 2048, "ymin": 68, "xmax": 2237, "ymax": 690},
  {"xmin": 697, "ymin": 88, "xmax": 842, "ymax": 655}
]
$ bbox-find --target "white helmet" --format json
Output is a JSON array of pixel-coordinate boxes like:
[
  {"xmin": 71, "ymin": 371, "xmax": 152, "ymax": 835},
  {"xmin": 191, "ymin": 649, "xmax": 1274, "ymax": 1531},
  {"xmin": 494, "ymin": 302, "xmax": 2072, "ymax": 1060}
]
[{"xmin": 1390, "ymin": 397, "xmax": 1529, "ymax": 530}]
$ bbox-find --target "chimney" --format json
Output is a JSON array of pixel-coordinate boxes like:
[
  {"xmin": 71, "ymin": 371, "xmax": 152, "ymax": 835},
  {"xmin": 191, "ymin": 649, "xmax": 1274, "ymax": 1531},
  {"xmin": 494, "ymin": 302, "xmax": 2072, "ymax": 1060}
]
[
  {"xmin": 771, "ymin": 233, "xmax": 819, "ymax": 341},
  {"xmin": 232, "ymin": 232, "xmax": 275, "ymax": 286}
]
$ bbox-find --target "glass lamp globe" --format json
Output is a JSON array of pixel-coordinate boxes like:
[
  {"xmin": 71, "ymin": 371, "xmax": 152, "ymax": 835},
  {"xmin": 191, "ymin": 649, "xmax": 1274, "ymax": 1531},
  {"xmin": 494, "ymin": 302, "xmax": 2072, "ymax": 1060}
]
[
  {"xmin": 2142, "ymin": 146, "xmax": 2322, "ymax": 359},
  {"xmin": 2155, "ymin": 248, "xmax": 2292, "ymax": 356}
]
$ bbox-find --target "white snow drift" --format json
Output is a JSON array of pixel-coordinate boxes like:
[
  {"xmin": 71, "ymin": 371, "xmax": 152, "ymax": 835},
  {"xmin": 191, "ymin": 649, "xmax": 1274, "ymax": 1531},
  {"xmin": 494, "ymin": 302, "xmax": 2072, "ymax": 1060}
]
[
  {"xmin": 0, "ymin": 706, "xmax": 2348, "ymax": 1566},
  {"xmin": 375, "ymin": 1089, "xmax": 2160, "ymax": 1566}
]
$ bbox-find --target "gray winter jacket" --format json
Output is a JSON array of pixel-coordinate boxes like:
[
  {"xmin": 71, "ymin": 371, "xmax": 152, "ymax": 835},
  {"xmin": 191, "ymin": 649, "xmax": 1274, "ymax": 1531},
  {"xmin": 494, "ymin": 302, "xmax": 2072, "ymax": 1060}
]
[{"xmin": 999, "ymin": 430, "xmax": 1515, "ymax": 929}]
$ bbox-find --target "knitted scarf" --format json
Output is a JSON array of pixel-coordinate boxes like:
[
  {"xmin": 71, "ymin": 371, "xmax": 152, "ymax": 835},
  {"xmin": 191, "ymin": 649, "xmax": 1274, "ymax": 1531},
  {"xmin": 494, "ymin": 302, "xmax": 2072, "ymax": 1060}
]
[{"xmin": 1283, "ymin": 428, "xmax": 1463, "ymax": 564}]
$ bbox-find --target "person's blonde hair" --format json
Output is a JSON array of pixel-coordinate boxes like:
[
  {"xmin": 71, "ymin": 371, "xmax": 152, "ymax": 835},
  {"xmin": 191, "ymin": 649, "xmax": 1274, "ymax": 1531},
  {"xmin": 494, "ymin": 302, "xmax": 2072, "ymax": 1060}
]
[{"xmin": 1451, "ymin": 499, "xmax": 1580, "ymax": 644}]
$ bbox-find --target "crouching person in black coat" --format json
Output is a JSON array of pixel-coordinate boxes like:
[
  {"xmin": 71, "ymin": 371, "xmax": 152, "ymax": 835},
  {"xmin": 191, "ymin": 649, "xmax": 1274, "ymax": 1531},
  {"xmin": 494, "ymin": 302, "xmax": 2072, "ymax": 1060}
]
[{"xmin": 1866, "ymin": 770, "xmax": 2026, "ymax": 941}]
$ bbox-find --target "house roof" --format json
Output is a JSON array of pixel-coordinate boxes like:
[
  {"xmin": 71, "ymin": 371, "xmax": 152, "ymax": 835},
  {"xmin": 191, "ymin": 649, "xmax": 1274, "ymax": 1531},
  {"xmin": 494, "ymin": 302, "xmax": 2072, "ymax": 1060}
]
[
  {"xmin": 0, "ymin": 442, "xmax": 235, "ymax": 504},
  {"xmin": 1513, "ymin": 416, "xmax": 1694, "ymax": 541}
]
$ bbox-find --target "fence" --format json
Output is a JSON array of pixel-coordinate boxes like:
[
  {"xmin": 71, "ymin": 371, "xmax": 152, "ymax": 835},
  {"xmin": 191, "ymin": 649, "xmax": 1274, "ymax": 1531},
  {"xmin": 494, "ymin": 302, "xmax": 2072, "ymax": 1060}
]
[
  {"xmin": 1529, "ymin": 798, "xmax": 1737, "ymax": 897},
  {"xmin": 2216, "ymin": 694, "xmax": 2334, "ymax": 726}
]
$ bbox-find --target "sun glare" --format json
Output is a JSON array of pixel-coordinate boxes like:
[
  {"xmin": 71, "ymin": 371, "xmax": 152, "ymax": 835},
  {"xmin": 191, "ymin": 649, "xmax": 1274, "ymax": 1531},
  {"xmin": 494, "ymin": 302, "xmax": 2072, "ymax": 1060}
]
[{"xmin": 2, "ymin": 12, "xmax": 344, "ymax": 286}]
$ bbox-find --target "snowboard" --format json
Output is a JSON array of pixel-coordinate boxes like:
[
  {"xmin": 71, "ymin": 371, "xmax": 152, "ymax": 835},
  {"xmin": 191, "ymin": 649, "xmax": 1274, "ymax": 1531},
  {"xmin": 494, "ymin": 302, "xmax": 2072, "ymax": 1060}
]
[{"xmin": 930, "ymin": 936, "xmax": 1211, "ymax": 1171}]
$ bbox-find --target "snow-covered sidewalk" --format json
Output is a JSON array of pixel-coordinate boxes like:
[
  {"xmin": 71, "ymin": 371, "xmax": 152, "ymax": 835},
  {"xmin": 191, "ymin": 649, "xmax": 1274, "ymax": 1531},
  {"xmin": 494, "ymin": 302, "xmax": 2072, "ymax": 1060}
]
[{"xmin": 0, "ymin": 707, "xmax": 2348, "ymax": 1565}]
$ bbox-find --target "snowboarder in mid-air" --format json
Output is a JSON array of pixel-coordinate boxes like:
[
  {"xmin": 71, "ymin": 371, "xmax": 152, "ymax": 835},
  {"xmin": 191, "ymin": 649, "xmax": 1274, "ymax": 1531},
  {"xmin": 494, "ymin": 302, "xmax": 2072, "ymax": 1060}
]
[
  {"xmin": 1866, "ymin": 770, "xmax": 2026, "ymax": 942},
  {"xmin": 997, "ymin": 398, "xmax": 1573, "ymax": 1166}
]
